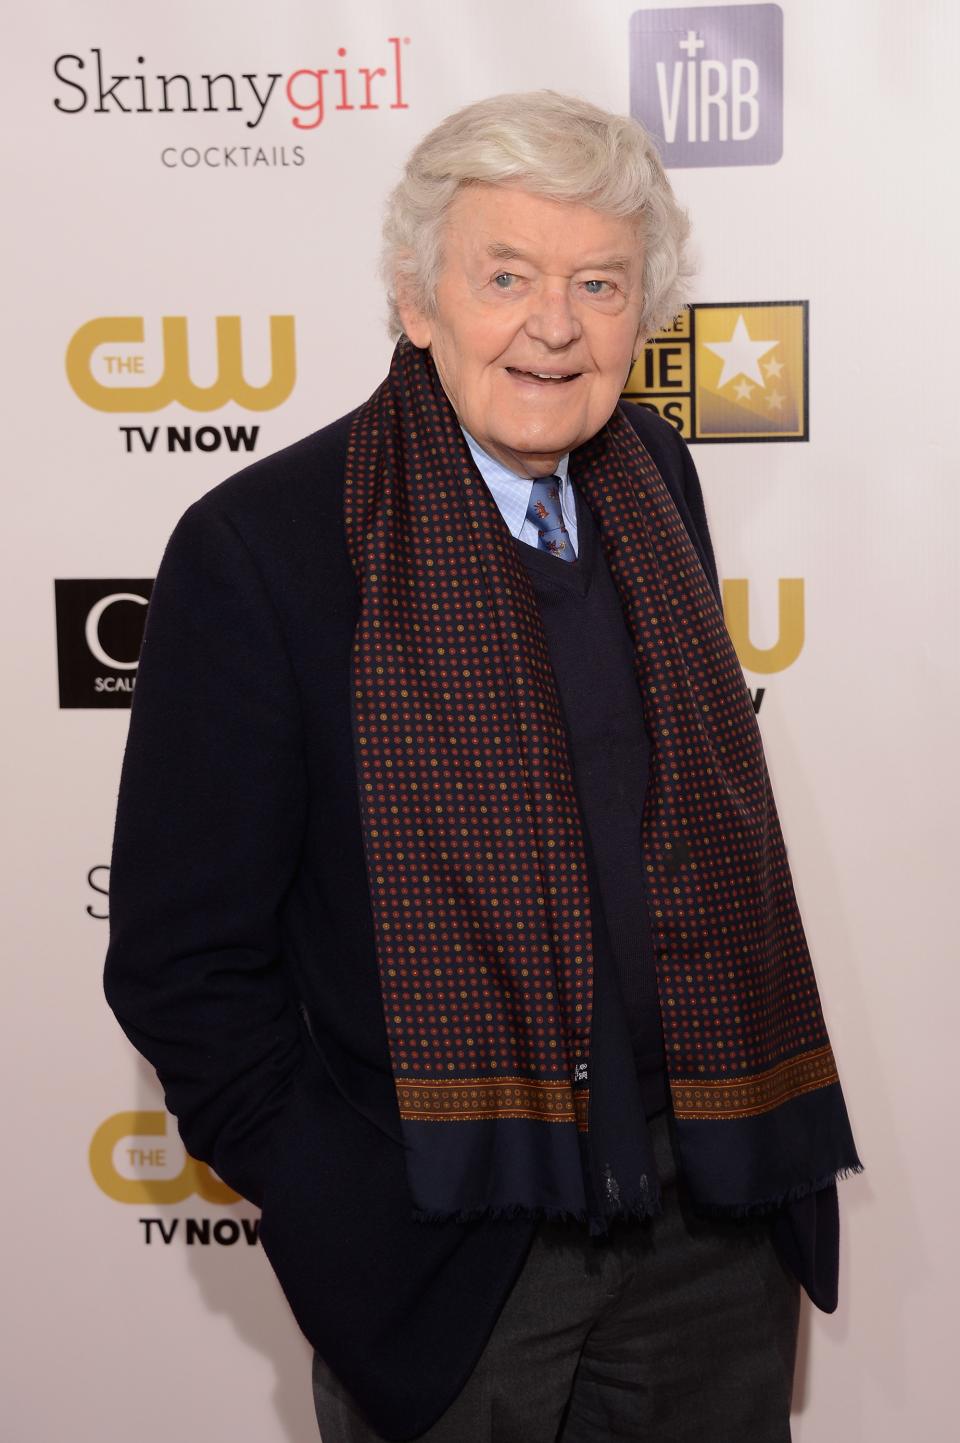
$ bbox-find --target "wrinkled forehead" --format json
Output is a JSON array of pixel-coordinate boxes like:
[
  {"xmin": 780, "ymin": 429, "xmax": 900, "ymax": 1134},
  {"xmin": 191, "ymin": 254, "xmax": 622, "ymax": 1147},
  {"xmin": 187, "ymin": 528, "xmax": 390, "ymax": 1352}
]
[{"xmin": 439, "ymin": 182, "xmax": 646, "ymax": 274}]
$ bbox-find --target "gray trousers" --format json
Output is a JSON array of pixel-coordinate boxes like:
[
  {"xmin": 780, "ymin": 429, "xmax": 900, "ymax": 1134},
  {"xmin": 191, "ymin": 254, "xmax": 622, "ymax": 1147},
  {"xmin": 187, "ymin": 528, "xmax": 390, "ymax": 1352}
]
[{"xmin": 312, "ymin": 1108, "xmax": 801, "ymax": 1442}]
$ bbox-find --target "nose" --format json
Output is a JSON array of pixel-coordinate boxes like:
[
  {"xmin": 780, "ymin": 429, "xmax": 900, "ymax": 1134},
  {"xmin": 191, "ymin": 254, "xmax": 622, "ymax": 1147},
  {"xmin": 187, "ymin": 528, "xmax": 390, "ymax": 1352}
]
[{"xmin": 523, "ymin": 280, "xmax": 581, "ymax": 349}]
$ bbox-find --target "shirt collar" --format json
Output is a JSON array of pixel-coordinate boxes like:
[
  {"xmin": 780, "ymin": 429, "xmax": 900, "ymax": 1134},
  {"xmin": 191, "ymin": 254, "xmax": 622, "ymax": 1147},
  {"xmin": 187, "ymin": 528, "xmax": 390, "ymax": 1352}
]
[{"xmin": 460, "ymin": 428, "xmax": 571, "ymax": 541}]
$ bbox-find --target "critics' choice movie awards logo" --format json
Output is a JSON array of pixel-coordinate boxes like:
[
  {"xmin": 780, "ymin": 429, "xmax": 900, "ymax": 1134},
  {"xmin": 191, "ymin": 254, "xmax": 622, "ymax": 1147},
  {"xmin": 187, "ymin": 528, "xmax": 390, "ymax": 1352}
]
[
  {"xmin": 66, "ymin": 314, "xmax": 295, "ymax": 455},
  {"xmin": 90, "ymin": 1111, "xmax": 258, "ymax": 1247},
  {"xmin": 623, "ymin": 301, "xmax": 807, "ymax": 443},
  {"xmin": 623, "ymin": 300, "xmax": 807, "ymax": 713},
  {"xmin": 630, "ymin": 4, "xmax": 783, "ymax": 167},
  {"xmin": 51, "ymin": 39, "xmax": 411, "ymax": 168},
  {"xmin": 54, "ymin": 580, "xmax": 152, "ymax": 708}
]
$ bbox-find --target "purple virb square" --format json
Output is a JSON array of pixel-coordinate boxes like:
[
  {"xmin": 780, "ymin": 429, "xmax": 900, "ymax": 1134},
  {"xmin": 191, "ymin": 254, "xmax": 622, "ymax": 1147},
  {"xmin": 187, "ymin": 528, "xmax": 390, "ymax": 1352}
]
[{"xmin": 630, "ymin": 4, "xmax": 783, "ymax": 168}]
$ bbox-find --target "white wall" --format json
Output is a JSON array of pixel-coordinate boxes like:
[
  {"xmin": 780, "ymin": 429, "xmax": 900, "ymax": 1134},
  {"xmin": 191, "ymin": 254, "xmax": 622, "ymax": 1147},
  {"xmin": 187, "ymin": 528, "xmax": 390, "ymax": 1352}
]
[{"xmin": 3, "ymin": 2, "xmax": 956, "ymax": 1438}]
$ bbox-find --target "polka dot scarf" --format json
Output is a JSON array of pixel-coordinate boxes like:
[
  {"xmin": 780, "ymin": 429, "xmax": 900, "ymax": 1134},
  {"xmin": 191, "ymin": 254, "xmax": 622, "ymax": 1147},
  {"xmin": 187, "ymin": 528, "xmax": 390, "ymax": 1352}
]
[{"xmin": 343, "ymin": 339, "xmax": 862, "ymax": 1224}]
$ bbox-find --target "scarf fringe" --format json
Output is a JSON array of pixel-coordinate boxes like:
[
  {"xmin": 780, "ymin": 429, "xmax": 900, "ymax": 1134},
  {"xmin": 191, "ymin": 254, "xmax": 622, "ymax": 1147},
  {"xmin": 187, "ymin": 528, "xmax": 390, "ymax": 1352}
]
[
  {"xmin": 412, "ymin": 1196, "xmax": 664, "ymax": 1228},
  {"xmin": 411, "ymin": 1160, "xmax": 865, "ymax": 1228},
  {"xmin": 690, "ymin": 1159, "xmax": 865, "ymax": 1220}
]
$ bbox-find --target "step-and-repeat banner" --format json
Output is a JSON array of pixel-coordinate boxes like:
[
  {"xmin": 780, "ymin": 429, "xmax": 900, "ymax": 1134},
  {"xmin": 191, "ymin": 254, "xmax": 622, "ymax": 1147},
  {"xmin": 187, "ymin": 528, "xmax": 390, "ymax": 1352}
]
[{"xmin": 4, "ymin": 2, "xmax": 956, "ymax": 1439}]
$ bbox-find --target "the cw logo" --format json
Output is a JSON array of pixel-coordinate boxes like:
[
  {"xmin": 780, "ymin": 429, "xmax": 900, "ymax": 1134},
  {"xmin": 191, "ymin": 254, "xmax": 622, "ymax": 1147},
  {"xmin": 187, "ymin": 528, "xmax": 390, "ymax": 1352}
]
[
  {"xmin": 66, "ymin": 315, "xmax": 296, "ymax": 412},
  {"xmin": 89, "ymin": 1111, "xmax": 240, "ymax": 1205},
  {"xmin": 723, "ymin": 579, "xmax": 804, "ymax": 674}
]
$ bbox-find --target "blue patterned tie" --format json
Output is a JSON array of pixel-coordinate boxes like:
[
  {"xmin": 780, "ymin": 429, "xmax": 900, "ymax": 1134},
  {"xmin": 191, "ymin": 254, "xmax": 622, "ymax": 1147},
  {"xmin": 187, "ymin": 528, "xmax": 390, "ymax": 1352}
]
[{"xmin": 525, "ymin": 476, "xmax": 575, "ymax": 562}]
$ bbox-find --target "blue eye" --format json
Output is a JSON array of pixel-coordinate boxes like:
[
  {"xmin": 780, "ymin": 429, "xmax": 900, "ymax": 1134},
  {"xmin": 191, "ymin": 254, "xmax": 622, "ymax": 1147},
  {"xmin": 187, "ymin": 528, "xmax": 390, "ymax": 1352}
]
[
  {"xmin": 583, "ymin": 279, "xmax": 610, "ymax": 294},
  {"xmin": 493, "ymin": 273, "xmax": 516, "ymax": 289}
]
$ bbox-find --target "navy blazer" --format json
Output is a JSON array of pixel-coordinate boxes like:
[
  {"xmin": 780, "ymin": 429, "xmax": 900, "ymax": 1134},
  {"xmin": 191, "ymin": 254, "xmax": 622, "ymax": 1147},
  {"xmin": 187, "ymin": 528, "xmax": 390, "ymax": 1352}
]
[{"xmin": 104, "ymin": 401, "xmax": 836, "ymax": 1441}]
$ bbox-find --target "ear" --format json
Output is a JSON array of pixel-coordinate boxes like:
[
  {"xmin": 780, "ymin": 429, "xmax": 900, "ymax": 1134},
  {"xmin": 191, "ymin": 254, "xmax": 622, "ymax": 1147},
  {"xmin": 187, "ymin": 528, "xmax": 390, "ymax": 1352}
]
[
  {"xmin": 395, "ymin": 276, "xmax": 433, "ymax": 349},
  {"xmin": 631, "ymin": 321, "xmax": 647, "ymax": 365}
]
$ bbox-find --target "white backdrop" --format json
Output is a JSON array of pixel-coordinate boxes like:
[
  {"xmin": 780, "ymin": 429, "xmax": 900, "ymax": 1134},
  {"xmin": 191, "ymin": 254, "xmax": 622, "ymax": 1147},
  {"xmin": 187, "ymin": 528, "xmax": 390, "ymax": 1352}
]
[{"xmin": 3, "ymin": 2, "xmax": 957, "ymax": 1439}]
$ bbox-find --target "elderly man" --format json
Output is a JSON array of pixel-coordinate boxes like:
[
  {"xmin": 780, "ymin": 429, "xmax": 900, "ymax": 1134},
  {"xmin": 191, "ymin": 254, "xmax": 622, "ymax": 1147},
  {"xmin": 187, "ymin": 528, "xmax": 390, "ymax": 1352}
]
[{"xmin": 105, "ymin": 92, "xmax": 862, "ymax": 1443}]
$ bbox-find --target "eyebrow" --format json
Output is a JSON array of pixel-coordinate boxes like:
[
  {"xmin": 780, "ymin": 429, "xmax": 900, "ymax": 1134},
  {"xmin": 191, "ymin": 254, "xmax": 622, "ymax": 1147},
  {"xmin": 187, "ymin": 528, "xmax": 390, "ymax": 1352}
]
[{"xmin": 485, "ymin": 243, "xmax": 632, "ymax": 273}]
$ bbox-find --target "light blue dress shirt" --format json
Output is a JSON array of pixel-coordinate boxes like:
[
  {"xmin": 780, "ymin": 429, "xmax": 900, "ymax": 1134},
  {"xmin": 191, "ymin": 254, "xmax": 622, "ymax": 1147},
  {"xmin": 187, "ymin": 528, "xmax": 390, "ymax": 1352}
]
[{"xmin": 461, "ymin": 428, "xmax": 579, "ymax": 557}]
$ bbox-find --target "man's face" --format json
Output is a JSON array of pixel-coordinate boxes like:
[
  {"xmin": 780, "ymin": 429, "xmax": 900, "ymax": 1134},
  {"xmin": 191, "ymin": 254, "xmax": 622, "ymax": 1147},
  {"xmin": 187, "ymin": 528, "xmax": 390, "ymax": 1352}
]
[{"xmin": 399, "ymin": 184, "xmax": 647, "ymax": 478}]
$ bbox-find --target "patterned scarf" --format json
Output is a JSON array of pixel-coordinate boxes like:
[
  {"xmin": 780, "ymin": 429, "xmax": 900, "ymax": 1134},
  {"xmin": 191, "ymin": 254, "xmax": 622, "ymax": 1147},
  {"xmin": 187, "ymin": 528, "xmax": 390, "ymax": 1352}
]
[{"xmin": 343, "ymin": 338, "xmax": 862, "ymax": 1228}]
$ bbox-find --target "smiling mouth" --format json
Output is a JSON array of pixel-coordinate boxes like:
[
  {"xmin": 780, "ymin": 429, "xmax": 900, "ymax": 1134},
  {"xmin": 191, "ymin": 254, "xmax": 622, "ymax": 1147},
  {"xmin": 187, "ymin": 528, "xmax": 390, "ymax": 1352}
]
[{"xmin": 506, "ymin": 367, "xmax": 581, "ymax": 384}]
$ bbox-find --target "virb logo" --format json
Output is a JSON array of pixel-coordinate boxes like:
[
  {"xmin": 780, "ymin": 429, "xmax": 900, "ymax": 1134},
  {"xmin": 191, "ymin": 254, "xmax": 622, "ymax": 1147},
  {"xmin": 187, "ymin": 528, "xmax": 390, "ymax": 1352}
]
[{"xmin": 630, "ymin": 4, "xmax": 783, "ymax": 167}]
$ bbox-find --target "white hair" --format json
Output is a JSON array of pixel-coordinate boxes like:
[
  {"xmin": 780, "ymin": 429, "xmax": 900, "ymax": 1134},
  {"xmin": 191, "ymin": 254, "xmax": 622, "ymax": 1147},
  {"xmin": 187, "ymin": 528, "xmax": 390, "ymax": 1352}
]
[{"xmin": 381, "ymin": 90, "xmax": 693, "ymax": 340}]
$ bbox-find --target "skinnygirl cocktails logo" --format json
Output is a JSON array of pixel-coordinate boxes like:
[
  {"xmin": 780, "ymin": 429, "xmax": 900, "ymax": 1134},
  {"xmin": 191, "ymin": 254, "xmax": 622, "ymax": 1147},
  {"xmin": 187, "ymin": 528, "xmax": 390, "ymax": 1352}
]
[{"xmin": 52, "ymin": 38, "xmax": 412, "ymax": 168}]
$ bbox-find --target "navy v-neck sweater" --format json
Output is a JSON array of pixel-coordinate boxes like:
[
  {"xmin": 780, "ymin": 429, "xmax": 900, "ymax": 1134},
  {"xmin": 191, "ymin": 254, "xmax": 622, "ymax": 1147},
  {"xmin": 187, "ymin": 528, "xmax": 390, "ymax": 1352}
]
[{"xmin": 516, "ymin": 489, "xmax": 668, "ymax": 1119}]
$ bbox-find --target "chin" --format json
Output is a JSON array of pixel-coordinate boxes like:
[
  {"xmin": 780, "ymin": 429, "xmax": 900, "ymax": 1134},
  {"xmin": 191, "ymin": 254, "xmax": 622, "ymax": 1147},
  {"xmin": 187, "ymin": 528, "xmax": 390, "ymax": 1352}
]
[{"xmin": 507, "ymin": 423, "xmax": 580, "ymax": 457}]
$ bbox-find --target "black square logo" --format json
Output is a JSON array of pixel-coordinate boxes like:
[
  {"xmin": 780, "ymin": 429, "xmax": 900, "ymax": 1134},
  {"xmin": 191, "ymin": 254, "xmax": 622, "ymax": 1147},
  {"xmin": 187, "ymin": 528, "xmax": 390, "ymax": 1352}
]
[{"xmin": 54, "ymin": 580, "xmax": 153, "ymax": 709}]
